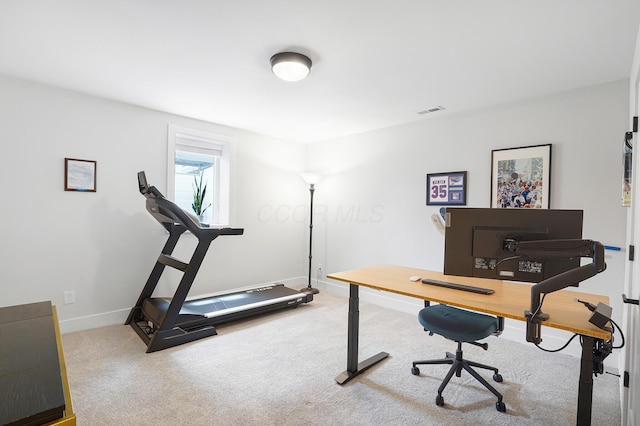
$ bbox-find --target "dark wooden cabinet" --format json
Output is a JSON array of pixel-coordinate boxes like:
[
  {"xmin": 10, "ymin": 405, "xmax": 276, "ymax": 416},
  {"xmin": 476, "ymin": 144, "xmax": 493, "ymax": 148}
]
[{"xmin": 0, "ymin": 302, "xmax": 75, "ymax": 426}]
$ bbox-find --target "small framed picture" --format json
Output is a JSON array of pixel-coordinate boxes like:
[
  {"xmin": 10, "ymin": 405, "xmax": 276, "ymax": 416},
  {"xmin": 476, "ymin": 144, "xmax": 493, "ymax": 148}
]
[
  {"xmin": 426, "ymin": 171, "xmax": 467, "ymax": 205},
  {"xmin": 491, "ymin": 144, "xmax": 551, "ymax": 208},
  {"xmin": 64, "ymin": 158, "xmax": 97, "ymax": 192}
]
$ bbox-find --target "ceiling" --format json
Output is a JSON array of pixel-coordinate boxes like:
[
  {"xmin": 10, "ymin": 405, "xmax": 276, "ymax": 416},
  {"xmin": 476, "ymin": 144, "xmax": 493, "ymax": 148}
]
[{"xmin": 1, "ymin": 1, "xmax": 639, "ymax": 143}]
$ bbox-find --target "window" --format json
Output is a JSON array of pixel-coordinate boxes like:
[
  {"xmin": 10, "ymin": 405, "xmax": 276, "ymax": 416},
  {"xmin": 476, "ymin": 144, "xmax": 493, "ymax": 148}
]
[{"xmin": 167, "ymin": 125, "xmax": 231, "ymax": 226}]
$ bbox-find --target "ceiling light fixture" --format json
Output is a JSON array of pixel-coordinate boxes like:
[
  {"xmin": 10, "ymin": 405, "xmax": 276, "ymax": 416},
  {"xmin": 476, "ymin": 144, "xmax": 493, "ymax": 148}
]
[{"xmin": 270, "ymin": 52, "xmax": 312, "ymax": 82}]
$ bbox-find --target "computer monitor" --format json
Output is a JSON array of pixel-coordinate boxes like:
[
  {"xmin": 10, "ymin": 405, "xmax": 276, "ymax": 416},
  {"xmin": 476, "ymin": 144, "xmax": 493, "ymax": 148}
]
[
  {"xmin": 443, "ymin": 207, "xmax": 607, "ymax": 344},
  {"xmin": 444, "ymin": 207, "xmax": 584, "ymax": 283}
]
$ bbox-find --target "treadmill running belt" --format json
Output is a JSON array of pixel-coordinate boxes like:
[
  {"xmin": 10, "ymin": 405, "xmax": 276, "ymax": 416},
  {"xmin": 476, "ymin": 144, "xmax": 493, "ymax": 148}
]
[{"xmin": 142, "ymin": 284, "xmax": 306, "ymax": 327}]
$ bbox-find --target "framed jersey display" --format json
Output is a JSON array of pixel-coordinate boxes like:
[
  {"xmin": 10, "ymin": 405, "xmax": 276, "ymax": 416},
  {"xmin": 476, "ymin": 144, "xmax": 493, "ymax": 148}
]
[{"xmin": 426, "ymin": 171, "xmax": 467, "ymax": 206}]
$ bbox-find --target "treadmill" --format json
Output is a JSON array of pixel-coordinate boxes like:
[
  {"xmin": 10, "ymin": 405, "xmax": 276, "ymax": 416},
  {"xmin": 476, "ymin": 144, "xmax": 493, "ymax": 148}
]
[{"xmin": 125, "ymin": 171, "xmax": 313, "ymax": 353}]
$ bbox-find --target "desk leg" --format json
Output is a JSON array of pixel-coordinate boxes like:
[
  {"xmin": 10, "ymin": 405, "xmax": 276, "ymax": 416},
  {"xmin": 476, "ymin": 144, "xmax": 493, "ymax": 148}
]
[
  {"xmin": 576, "ymin": 335, "xmax": 595, "ymax": 426},
  {"xmin": 335, "ymin": 284, "xmax": 389, "ymax": 385}
]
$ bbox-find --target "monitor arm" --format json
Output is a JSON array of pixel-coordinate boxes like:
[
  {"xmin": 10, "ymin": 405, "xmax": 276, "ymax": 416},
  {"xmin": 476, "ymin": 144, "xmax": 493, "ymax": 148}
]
[{"xmin": 504, "ymin": 239, "xmax": 606, "ymax": 343}]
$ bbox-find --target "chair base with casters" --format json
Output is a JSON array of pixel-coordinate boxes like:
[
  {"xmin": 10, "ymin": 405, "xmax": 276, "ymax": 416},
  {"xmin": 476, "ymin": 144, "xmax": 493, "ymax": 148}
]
[{"xmin": 411, "ymin": 304, "xmax": 506, "ymax": 412}]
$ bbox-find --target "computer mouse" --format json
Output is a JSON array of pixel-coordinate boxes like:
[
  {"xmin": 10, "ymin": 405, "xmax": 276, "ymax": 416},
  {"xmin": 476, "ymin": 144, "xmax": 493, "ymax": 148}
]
[{"xmin": 409, "ymin": 276, "xmax": 422, "ymax": 282}]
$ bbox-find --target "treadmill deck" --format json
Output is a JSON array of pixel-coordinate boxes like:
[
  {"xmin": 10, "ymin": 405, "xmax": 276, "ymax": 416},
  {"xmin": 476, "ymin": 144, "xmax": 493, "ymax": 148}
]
[{"xmin": 142, "ymin": 284, "xmax": 311, "ymax": 328}]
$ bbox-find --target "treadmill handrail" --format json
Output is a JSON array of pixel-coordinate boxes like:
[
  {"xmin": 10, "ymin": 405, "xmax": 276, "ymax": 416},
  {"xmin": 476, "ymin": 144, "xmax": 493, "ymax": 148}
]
[{"xmin": 138, "ymin": 171, "xmax": 243, "ymax": 239}]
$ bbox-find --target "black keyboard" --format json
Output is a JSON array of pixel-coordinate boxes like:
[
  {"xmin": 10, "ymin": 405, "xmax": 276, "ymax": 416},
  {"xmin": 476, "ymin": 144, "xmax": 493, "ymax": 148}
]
[{"xmin": 421, "ymin": 279, "xmax": 495, "ymax": 295}]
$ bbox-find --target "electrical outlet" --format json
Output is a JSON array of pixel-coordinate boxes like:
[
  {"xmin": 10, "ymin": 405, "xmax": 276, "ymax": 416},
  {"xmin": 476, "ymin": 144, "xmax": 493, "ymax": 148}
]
[
  {"xmin": 64, "ymin": 290, "xmax": 75, "ymax": 304},
  {"xmin": 317, "ymin": 264, "xmax": 324, "ymax": 274}
]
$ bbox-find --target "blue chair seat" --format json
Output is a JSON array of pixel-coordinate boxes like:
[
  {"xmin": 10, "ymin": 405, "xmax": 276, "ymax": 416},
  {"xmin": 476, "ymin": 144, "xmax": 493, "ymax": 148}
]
[{"xmin": 418, "ymin": 304, "xmax": 499, "ymax": 343}]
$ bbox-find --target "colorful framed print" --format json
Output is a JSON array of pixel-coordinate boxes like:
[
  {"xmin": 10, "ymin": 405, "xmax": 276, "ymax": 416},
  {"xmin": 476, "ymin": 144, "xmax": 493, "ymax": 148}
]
[{"xmin": 491, "ymin": 144, "xmax": 551, "ymax": 208}]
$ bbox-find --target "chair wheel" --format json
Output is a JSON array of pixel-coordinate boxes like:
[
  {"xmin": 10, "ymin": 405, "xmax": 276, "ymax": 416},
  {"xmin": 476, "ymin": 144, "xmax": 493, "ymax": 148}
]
[
  {"xmin": 493, "ymin": 373, "xmax": 503, "ymax": 382},
  {"xmin": 411, "ymin": 366, "xmax": 420, "ymax": 375},
  {"xmin": 436, "ymin": 395, "xmax": 444, "ymax": 406},
  {"xmin": 496, "ymin": 401, "xmax": 506, "ymax": 412}
]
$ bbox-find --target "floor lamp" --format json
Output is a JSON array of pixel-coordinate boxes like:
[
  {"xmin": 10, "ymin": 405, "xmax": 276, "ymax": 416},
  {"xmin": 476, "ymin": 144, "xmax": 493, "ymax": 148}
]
[{"xmin": 301, "ymin": 173, "xmax": 323, "ymax": 294}]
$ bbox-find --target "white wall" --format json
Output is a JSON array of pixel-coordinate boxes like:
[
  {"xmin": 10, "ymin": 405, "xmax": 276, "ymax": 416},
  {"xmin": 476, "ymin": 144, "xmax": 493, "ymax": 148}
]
[
  {"xmin": 0, "ymin": 75, "xmax": 308, "ymax": 331},
  {"xmin": 0, "ymin": 74, "xmax": 630, "ymax": 369},
  {"xmin": 309, "ymin": 80, "xmax": 629, "ymax": 369}
]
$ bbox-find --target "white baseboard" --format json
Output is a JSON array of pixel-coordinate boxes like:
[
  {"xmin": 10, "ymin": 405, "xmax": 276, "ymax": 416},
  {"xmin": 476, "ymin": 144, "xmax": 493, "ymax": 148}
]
[
  {"xmin": 59, "ymin": 308, "xmax": 130, "ymax": 334},
  {"xmin": 59, "ymin": 277, "xmax": 311, "ymax": 335}
]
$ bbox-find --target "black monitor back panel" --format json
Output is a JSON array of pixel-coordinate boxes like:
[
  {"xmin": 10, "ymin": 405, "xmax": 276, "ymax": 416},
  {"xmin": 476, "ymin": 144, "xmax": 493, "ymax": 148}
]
[{"xmin": 444, "ymin": 207, "xmax": 583, "ymax": 283}]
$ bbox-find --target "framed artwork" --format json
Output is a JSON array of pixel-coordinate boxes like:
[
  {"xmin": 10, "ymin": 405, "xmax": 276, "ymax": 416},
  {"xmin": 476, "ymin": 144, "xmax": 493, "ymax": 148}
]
[
  {"xmin": 64, "ymin": 158, "xmax": 97, "ymax": 192},
  {"xmin": 491, "ymin": 144, "xmax": 551, "ymax": 208},
  {"xmin": 426, "ymin": 171, "xmax": 467, "ymax": 205}
]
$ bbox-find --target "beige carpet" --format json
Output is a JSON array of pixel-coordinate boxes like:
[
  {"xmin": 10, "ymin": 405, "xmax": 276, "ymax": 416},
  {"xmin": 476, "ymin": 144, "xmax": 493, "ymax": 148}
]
[{"xmin": 61, "ymin": 291, "xmax": 620, "ymax": 425}]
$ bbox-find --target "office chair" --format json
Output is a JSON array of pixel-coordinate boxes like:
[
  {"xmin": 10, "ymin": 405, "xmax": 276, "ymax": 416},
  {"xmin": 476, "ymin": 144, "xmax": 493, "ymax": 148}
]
[{"xmin": 411, "ymin": 304, "xmax": 506, "ymax": 412}]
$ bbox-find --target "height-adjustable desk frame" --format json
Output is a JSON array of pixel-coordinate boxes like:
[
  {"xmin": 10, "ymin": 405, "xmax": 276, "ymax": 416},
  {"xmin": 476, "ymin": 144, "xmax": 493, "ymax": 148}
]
[{"xmin": 327, "ymin": 264, "xmax": 611, "ymax": 426}]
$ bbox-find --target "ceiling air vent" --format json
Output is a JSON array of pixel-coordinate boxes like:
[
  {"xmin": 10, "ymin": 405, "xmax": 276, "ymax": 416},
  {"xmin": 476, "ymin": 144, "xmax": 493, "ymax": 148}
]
[{"xmin": 417, "ymin": 106, "xmax": 445, "ymax": 115}]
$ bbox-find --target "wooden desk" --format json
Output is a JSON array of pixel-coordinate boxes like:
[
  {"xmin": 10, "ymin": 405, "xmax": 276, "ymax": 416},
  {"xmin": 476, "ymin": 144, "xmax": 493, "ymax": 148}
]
[{"xmin": 327, "ymin": 264, "xmax": 611, "ymax": 426}]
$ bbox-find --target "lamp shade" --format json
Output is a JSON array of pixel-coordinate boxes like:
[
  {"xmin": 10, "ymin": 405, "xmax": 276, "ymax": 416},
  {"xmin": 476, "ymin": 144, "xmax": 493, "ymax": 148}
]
[
  {"xmin": 271, "ymin": 52, "xmax": 312, "ymax": 82},
  {"xmin": 301, "ymin": 173, "xmax": 323, "ymax": 185}
]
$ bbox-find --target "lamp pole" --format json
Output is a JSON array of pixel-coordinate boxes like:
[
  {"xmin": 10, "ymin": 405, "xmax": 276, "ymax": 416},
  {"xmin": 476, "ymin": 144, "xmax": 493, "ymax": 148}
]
[
  {"xmin": 302, "ymin": 183, "xmax": 319, "ymax": 294},
  {"xmin": 300, "ymin": 173, "xmax": 323, "ymax": 294}
]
